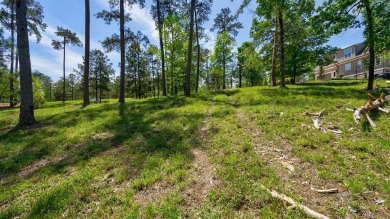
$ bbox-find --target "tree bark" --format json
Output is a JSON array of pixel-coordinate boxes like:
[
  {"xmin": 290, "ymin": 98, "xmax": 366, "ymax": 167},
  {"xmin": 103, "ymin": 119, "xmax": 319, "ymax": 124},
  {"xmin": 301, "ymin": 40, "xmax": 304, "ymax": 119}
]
[
  {"xmin": 15, "ymin": 48, "xmax": 19, "ymax": 73},
  {"xmin": 119, "ymin": 0, "xmax": 125, "ymax": 103},
  {"xmin": 95, "ymin": 69, "xmax": 98, "ymax": 103},
  {"xmin": 271, "ymin": 18, "xmax": 278, "ymax": 86},
  {"xmin": 195, "ymin": 9, "xmax": 200, "ymax": 93},
  {"xmin": 170, "ymin": 30, "xmax": 175, "ymax": 96},
  {"xmin": 278, "ymin": 10, "xmax": 285, "ymax": 88},
  {"xmin": 9, "ymin": 1, "xmax": 15, "ymax": 107},
  {"xmin": 152, "ymin": 58, "xmax": 156, "ymax": 98},
  {"xmin": 83, "ymin": 0, "xmax": 90, "ymax": 107},
  {"xmin": 157, "ymin": 67, "xmax": 160, "ymax": 97},
  {"xmin": 156, "ymin": 0, "xmax": 167, "ymax": 96},
  {"xmin": 363, "ymin": 0, "xmax": 375, "ymax": 90},
  {"xmin": 16, "ymin": 0, "xmax": 35, "ymax": 125},
  {"xmin": 99, "ymin": 68, "xmax": 102, "ymax": 103},
  {"xmin": 222, "ymin": 49, "xmax": 226, "ymax": 89},
  {"xmin": 63, "ymin": 37, "xmax": 66, "ymax": 102},
  {"xmin": 238, "ymin": 63, "xmax": 242, "ymax": 88},
  {"xmin": 137, "ymin": 52, "xmax": 141, "ymax": 99},
  {"xmin": 185, "ymin": 0, "xmax": 196, "ymax": 97}
]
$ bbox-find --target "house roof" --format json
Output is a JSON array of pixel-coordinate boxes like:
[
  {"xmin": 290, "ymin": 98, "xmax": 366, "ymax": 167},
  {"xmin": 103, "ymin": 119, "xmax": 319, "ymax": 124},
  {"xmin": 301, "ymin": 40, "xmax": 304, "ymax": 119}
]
[{"xmin": 353, "ymin": 42, "xmax": 366, "ymax": 56}]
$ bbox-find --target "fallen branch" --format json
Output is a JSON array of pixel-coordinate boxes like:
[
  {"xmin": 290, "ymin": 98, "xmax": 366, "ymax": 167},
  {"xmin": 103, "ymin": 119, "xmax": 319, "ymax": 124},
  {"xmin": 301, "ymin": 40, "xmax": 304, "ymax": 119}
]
[
  {"xmin": 308, "ymin": 113, "xmax": 342, "ymax": 134},
  {"xmin": 260, "ymin": 184, "xmax": 330, "ymax": 219},
  {"xmin": 305, "ymin": 108, "xmax": 326, "ymax": 117},
  {"xmin": 311, "ymin": 187, "xmax": 338, "ymax": 193},
  {"xmin": 365, "ymin": 113, "xmax": 377, "ymax": 128},
  {"xmin": 378, "ymin": 107, "xmax": 389, "ymax": 114}
]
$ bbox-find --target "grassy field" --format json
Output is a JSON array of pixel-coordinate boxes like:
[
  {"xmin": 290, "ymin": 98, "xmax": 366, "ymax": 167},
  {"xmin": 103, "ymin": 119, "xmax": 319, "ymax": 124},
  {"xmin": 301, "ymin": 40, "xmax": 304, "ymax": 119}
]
[{"xmin": 1, "ymin": 80, "xmax": 389, "ymax": 218}]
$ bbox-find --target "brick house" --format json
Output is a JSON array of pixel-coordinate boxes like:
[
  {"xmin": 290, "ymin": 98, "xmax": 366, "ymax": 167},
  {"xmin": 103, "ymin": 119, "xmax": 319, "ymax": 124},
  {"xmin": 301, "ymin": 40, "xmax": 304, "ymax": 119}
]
[{"xmin": 314, "ymin": 42, "xmax": 390, "ymax": 80}]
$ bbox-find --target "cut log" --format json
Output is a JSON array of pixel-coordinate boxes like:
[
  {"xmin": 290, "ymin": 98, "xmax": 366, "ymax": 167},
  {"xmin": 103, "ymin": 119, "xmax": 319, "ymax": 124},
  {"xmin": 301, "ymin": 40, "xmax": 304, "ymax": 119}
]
[{"xmin": 259, "ymin": 184, "xmax": 330, "ymax": 219}]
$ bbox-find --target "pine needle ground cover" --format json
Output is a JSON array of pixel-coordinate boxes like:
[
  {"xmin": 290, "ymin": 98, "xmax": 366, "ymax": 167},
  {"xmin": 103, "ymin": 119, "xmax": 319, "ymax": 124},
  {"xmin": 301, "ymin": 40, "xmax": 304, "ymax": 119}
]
[{"xmin": 1, "ymin": 80, "xmax": 389, "ymax": 218}]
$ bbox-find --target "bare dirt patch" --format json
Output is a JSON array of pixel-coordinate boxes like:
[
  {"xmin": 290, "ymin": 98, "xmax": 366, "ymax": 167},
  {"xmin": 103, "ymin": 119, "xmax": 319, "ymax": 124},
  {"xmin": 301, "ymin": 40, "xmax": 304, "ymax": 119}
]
[
  {"xmin": 182, "ymin": 103, "xmax": 221, "ymax": 213},
  {"xmin": 91, "ymin": 132, "xmax": 115, "ymax": 141},
  {"xmin": 133, "ymin": 182, "xmax": 175, "ymax": 206},
  {"xmin": 18, "ymin": 156, "xmax": 65, "ymax": 178}
]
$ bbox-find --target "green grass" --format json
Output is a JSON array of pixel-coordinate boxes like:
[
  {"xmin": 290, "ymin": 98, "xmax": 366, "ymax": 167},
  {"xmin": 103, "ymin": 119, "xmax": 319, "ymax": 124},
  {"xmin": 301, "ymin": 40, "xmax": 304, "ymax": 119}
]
[{"xmin": 1, "ymin": 80, "xmax": 389, "ymax": 218}]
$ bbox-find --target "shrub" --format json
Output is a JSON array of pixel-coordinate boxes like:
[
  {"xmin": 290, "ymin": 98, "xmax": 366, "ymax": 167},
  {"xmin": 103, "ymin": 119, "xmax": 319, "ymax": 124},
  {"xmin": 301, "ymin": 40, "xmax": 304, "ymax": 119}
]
[{"xmin": 33, "ymin": 76, "xmax": 46, "ymax": 108}]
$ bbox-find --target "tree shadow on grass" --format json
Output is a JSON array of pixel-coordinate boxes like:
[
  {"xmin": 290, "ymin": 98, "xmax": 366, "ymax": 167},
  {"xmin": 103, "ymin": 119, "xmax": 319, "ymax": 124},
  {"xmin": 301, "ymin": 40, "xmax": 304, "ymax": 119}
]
[{"xmin": 0, "ymin": 95, "xmax": 222, "ymax": 218}]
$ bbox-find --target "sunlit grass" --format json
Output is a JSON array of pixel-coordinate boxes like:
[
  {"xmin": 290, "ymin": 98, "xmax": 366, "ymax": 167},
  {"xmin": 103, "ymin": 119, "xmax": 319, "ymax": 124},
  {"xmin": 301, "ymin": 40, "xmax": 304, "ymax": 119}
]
[{"xmin": 1, "ymin": 79, "xmax": 389, "ymax": 218}]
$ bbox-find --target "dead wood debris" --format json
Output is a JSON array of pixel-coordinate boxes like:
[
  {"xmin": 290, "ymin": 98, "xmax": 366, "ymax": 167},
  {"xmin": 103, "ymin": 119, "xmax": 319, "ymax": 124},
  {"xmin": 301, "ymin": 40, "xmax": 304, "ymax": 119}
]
[
  {"xmin": 259, "ymin": 184, "xmax": 330, "ymax": 219},
  {"xmin": 352, "ymin": 93, "xmax": 390, "ymax": 128},
  {"xmin": 311, "ymin": 187, "xmax": 339, "ymax": 193},
  {"xmin": 305, "ymin": 109, "xmax": 342, "ymax": 134}
]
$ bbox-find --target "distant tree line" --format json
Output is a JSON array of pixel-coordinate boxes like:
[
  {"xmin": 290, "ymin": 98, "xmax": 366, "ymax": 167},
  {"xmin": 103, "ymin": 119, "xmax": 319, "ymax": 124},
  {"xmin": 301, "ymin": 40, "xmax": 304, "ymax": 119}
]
[{"xmin": 0, "ymin": 0, "xmax": 389, "ymax": 126}]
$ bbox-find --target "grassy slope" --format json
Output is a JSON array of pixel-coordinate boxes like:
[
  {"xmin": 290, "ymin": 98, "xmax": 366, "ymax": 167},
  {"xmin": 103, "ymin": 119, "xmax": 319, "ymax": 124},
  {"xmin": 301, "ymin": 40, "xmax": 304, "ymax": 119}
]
[{"xmin": 0, "ymin": 80, "xmax": 389, "ymax": 218}]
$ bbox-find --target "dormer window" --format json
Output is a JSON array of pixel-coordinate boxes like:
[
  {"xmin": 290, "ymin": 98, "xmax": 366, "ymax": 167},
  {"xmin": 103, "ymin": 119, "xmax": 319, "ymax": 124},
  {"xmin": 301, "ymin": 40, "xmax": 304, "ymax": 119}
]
[{"xmin": 344, "ymin": 48, "xmax": 352, "ymax": 58}]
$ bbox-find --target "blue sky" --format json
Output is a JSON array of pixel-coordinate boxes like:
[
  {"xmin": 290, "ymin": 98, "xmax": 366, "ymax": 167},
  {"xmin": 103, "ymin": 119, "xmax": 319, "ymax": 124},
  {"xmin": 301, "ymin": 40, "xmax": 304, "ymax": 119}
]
[{"xmin": 7, "ymin": 0, "xmax": 364, "ymax": 81}]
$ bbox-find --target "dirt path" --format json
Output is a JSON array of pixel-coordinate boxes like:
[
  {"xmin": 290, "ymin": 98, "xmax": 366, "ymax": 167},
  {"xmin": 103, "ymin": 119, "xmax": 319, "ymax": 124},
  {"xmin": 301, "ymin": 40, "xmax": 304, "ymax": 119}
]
[
  {"xmin": 182, "ymin": 101, "xmax": 221, "ymax": 215},
  {"xmin": 235, "ymin": 108, "xmax": 357, "ymax": 218}
]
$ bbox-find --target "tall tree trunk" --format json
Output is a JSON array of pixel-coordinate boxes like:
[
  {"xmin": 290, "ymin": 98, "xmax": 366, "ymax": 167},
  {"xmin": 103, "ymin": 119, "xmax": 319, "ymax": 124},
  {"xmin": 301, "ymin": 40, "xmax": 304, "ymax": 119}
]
[
  {"xmin": 222, "ymin": 50, "xmax": 226, "ymax": 89},
  {"xmin": 156, "ymin": 0, "xmax": 166, "ymax": 96},
  {"xmin": 271, "ymin": 18, "xmax": 278, "ymax": 86},
  {"xmin": 195, "ymin": 9, "xmax": 200, "ymax": 93},
  {"xmin": 363, "ymin": 0, "xmax": 375, "ymax": 90},
  {"xmin": 9, "ymin": 1, "xmax": 15, "ymax": 107},
  {"xmin": 95, "ymin": 70, "xmax": 98, "ymax": 103},
  {"xmin": 119, "ymin": 0, "xmax": 125, "ymax": 103},
  {"xmin": 206, "ymin": 61, "xmax": 210, "ymax": 89},
  {"xmin": 63, "ymin": 38, "xmax": 66, "ymax": 102},
  {"xmin": 152, "ymin": 60, "xmax": 156, "ymax": 98},
  {"xmin": 137, "ymin": 52, "xmax": 141, "ymax": 99},
  {"xmin": 170, "ymin": 30, "xmax": 175, "ymax": 96},
  {"xmin": 16, "ymin": 0, "xmax": 34, "ymax": 125},
  {"xmin": 99, "ymin": 69, "xmax": 102, "ymax": 103},
  {"xmin": 157, "ymin": 68, "xmax": 160, "ymax": 97},
  {"xmin": 230, "ymin": 70, "xmax": 233, "ymax": 88},
  {"xmin": 278, "ymin": 10, "xmax": 285, "ymax": 88},
  {"xmin": 185, "ymin": 0, "xmax": 196, "ymax": 97},
  {"xmin": 83, "ymin": 0, "xmax": 90, "ymax": 107},
  {"xmin": 292, "ymin": 62, "xmax": 297, "ymax": 84},
  {"xmin": 238, "ymin": 63, "xmax": 242, "ymax": 88}
]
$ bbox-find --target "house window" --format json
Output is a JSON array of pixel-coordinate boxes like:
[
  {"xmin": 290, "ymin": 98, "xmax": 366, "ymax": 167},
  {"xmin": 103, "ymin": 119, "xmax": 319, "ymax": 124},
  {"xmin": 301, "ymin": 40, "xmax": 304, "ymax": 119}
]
[
  {"xmin": 344, "ymin": 48, "xmax": 352, "ymax": 58},
  {"xmin": 357, "ymin": 60, "xmax": 362, "ymax": 70},
  {"xmin": 376, "ymin": 56, "xmax": 381, "ymax": 65},
  {"xmin": 345, "ymin": 63, "xmax": 351, "ymax": 71}
]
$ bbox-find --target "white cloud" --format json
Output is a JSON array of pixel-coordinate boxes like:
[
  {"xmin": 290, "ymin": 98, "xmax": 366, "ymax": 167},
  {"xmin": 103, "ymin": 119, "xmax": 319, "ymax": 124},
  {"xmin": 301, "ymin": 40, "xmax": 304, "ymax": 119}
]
[
  {"xmin": 127, "ymin": 4, "xmax": 159, "ymax": 43},
  {"xmin": 203, "ymin": 29, "xmax": 216, "ymax": 52},
  {"xmin": 95, "ymin": 0, "xmax": 158, "ymax": 43},
  {"xmin": 28, "ymin": 25, "xmax": 85, "ymax": 80}
]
